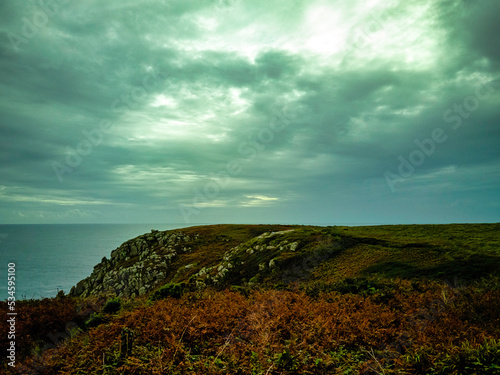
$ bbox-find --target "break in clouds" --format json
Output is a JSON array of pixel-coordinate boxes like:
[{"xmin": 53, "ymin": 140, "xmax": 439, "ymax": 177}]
[{"xmin": 0, "ymin": 0, "xmax": 499, "ymax": 224}]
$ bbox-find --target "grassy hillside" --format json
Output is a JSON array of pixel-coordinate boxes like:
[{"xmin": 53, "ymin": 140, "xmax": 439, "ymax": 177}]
[{"xmin": 1, "ymin": 224, "xmax": 499, "ymax": 374}]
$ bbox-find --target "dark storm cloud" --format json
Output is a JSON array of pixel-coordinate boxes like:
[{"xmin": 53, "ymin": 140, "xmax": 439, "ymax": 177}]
[
  {"xmin": 436, "ymin": 0, "xmax": 500, "ymax": 66},
  {"xmin": 0, "ymin": 0, "xmax": 499, "ymax": 224}
]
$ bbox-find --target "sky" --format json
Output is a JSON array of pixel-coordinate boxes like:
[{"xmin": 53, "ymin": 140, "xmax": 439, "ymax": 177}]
[{"xmin": 0, "ymin": 0, "xmax": 499, "ymax": 225}]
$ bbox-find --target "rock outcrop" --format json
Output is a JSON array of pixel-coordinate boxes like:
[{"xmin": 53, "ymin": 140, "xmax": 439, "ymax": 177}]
[
  {"xmin": 70, "ymin": 230, "xmax": 198, "ymax": 298},
  {"xmin": 190, "ymin": 229, "xmax": 300, "ymax": 287},
  {"xmin": 69, "ymin": 225, "xmax": 320, "ymax": 299}
]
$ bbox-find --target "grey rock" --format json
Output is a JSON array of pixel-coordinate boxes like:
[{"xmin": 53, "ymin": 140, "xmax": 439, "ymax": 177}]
[{"xmin": 130, "ymin": 245, "xmax": 138, "ymax": 256}]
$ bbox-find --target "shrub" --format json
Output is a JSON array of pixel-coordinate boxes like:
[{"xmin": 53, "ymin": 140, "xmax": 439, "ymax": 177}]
[
  {"xmin": 230, "ymin": 285, "xmax": 251, "ymax": 297},
  {"xmin": 274, "ymin": 349, "xmax": 299, "ymax": 371},
  {"xmin": 102, "ymin": 298, "xmax": 122, "ymax": 314},
  {"xmin": 150, "ymin": 282, "xmax": 185, "ymax": 301},
  {"xmin": 85, "ymin": 313, "xmax": 106, "ymax": 329},
  {"xmin": 333, "ymin": 277, "xmax": 388, "ymax": 296}
]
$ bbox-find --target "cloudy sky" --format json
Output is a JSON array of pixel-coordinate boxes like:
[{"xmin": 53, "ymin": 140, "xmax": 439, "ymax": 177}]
[{"xmin": 1, "ymin": 0, "xmax": 499, "ymax": 225}]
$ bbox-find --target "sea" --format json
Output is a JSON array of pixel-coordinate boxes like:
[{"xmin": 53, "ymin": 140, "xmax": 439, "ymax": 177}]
[{"xmin": 0, "ymin": 224, "xmax": 194, "ymax": 300}]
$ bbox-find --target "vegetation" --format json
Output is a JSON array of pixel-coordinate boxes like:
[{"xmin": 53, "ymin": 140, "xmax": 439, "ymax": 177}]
[
  {"xmin": 150, "ymin": 282, "xmax": 186, "ymax": 301},
  {"xmin": 102, "ymin": 298, "xmax": 122, "ymax": 314},
  {"xmin": 1, "ymin": 223, "xmax": 499, "ymax": 374}
]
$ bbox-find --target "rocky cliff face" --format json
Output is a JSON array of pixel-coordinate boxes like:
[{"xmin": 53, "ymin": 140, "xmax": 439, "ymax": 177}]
[
  {"xmin": 69, "ymin": 225, "xmax": 310, "ymax": 299},
  {"xmin": 70, "ymin": 230, "xmax": 199, "ymax": 298},
  {"xmin": 190, "ymin": 229, "xmax": 301, "ymax": 288}
]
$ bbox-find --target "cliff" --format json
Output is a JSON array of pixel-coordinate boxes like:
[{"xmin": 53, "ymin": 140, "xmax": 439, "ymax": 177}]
[
  {"xmin": 70, "ymin": 229, "xmax": 198, "ymax": 298},
  {"xmin": 69, "ymin": 223, "xmax": 500, "ymax": 299},
  {"xmin": 69, "ymin": 224, "xmax": 298, "ymax": 298}
]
